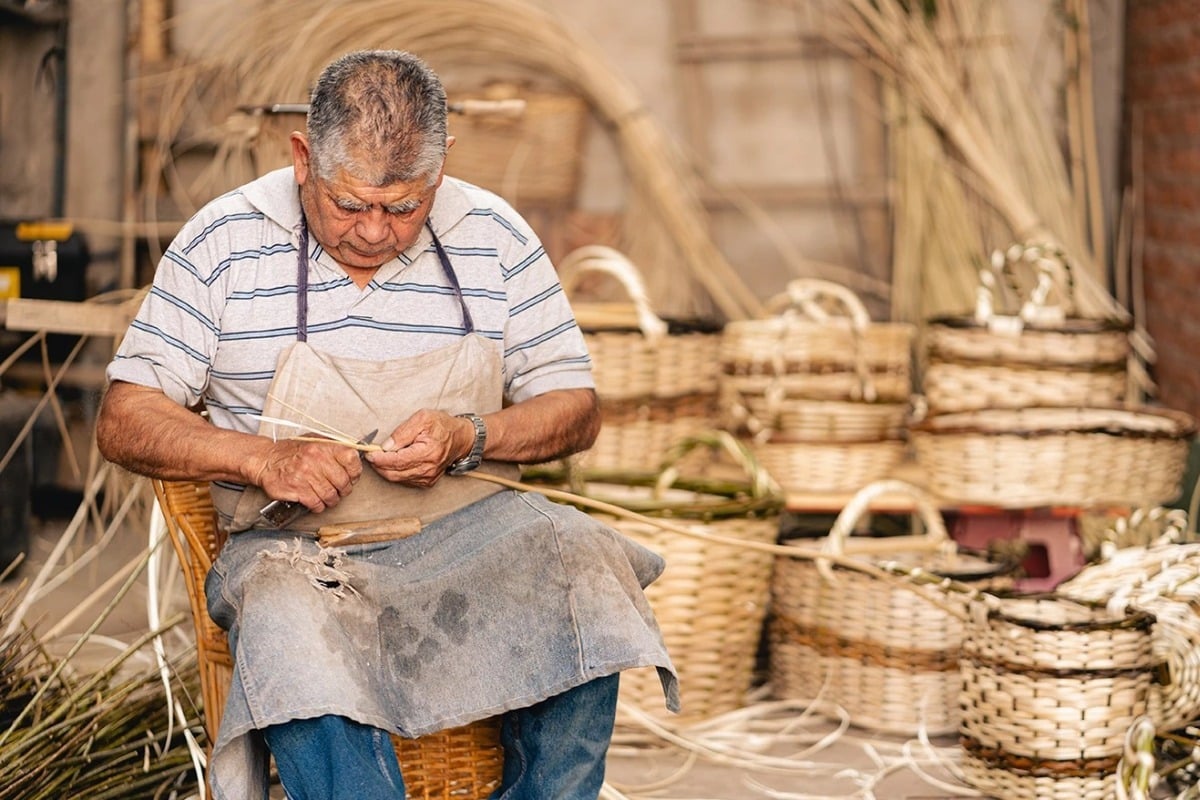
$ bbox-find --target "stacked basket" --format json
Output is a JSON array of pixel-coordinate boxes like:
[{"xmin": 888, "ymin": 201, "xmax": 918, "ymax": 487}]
[
  {"xmin": 558, "ymin": 246, "xmax": 723, "ymax": 472},
  {"xmin": 959, "ymin": 594, "xmax": 1159, "ymax": 800},
  {"xmin": 718, "ymin": 279, "xmax": 915, "ymax": 494},
  {"xmin": 770, "ymin": 479, "xmax": 1014, "ymax": 736},
  {"xmin": 912, "ymin": 242, "xmax": 1196, "ymax": 509}
]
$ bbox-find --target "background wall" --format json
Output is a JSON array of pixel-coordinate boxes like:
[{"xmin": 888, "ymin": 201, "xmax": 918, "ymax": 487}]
[{"xmin": 1123, "ymin": 1, "xmax": 1200, "ymax": 418}]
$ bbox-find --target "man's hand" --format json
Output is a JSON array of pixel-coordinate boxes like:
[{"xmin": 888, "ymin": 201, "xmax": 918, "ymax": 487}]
[
  {"xmin": 365, "ymin": 409, "xmax": 468, "ymax": 488},
  {"xmin": 252, "ymin": 437, "xmax": 365, "ymax": 512}
]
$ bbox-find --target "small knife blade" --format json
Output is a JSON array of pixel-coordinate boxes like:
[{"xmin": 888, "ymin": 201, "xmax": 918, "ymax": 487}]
[{"xmin": 255, "ymin": 428, "xmax": 378, "ymax": 529}]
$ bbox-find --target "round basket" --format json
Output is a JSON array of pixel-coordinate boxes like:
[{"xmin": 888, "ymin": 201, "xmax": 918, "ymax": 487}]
[
  {"xmin": 719, "ymin": 380, "xmax": 909, "ymax": 442},
  {"xmin": 751, "ymin": 436, "xmax": 907, "ymax": 494},
  {"xmin": 770, "ymin": 480, "xmax": 1012, "ymax": 736},
  {"xmin": 922, "ymin": 242, "xmax": 1132, "ymax": 414},
  {"xmin": 1058, "ymin": 542, "xmax": 1200, "ymax": 731},
  {"xmin": 564, "ymin": 433, "xmax": 783, "ymax": 723},
  {"xmin": 910, "ymin": 406, "xmax": 1196, "ymax": 508},
  {"xmin": 959, "ymin": 594, "xmax": 1158, "ymax": 800},
  {"xmin": 559, "ymin": 245, "xmax": 721, "ymax": 401},
  {"xmin": 719, "ymin": 279, "xmax": 914, "ymax": 403}
]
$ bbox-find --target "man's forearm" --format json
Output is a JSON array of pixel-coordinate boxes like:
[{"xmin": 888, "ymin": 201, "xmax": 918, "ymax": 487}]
[
  {"xmin": 96, "ymin": 381, "xmax": 270, "ymax": 484},
  {"xmin": 483, "ymin": 388, "xmax": 599, "ymax": 465}
]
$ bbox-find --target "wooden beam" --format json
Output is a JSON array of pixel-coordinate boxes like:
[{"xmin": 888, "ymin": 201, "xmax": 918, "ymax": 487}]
[{"xmin": 1, "ymin": 296, "xmax": 142, "ymax": 337}]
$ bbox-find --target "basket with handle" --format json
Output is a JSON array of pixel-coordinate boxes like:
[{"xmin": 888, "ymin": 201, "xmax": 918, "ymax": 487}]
[
  {"xmin": 560, "ymin": 245, "xmax": 723, "ymax": 471},
  {"xmin": 923, "ymin": 241, "xmax": 1132, "ymax": 414},
  {"xmin": 959, "ymin": 593, "xmax": 1159, "ymax": 800},
  {"xmin": 1058, "ymin": 541, "xmax": 1200, "ymax": 732},
  {"xmin": 556, "ymin": 431, "xmax": 783, "ymax": 724},
  {"xmin": 769, "ymin": 479, "xmax": 1014, "ymax": 736},
  {"xmin": 151, "ymin": 478, "xmax": 504, "ymax": 799},
  {"xmin": 719, "ymin": 278, "xmax": 915, "ymax": 403},
  {"xmin": 909, "ymin": 405, "xmax": 1196, "ymax": 508}
]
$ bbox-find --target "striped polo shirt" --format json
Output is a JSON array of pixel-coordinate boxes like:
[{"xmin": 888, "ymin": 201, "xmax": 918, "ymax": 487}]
[{"xmin": 107, "ymin": 167, "xmax": 595, "ymax": 439}]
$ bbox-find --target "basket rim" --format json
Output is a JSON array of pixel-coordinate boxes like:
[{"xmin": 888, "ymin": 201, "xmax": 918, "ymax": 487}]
[
  {"xmin": 909, "ymin": 405, "xmax": 1197, "ymax": 439},
  {"xmin": 926, "ymin": 313, "xmax": 1133, "ymax": 334}
]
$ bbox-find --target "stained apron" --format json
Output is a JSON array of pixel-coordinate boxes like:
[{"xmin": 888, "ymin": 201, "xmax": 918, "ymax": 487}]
[{"xmin": 203, "ymin": 221, "xmax": 679, "ymax": 800}]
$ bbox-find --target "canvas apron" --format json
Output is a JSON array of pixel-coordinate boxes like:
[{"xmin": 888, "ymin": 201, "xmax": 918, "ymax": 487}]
[{"xmin": 204, "ymin": 222, "xmax": 679, "ymax": 800}]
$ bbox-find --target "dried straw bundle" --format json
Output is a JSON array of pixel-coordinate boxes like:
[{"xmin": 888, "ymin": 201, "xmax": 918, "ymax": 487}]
[
  {"xmin": 818, "ymin": 0, "xmax": 1150, "ymax": 361},
  {"xmin": 167, "ymin": 0, "xmax": 763, "ymax": 321}
]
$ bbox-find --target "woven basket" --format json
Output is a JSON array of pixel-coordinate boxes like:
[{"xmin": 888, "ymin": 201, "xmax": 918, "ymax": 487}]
[
  {"xmin": 750, "ymin": 436, "xmax": 907, "ymax": 495},
  {"xmin": 565, "ymin": 433, "xmax": 783, "ymax": 723},
  {"xmin": 719, "ymin": 279, "xmax": 915, "ymax": 403},
  {"xmin": 1059, "ymin": 542, "xmax": 1200, "ymax": 731},
  {"xmin": 578, "ymin": 393, "xmax": 719, "ymax": 472},
  {"xmin": 959, "ymin": 594, "xmax": 1158, "ymax": 800},
  {"xmin": 152, "ymin": 479, "xmax": 504, "ymax": 799},
  {"xmin": 770, "ymin": 480, "xmax": 1011, "ymax": 736},
  {"xmin": 720, "ymin": 382, "xmax": 909, "ymax": 443},
  {"xmin": 910, "ymin": 406, "xmax": 1197, "ymax": 508},
  {"xmin": 923, "ymin": 242, "xmax": 1132, "ymax": 414},
  {"xmin": 560, "ymin": 245, "xmax": 722, "ymax": 401},
  {"xmin": 444, "ymin": 82, "xmax": 588, "ymax": 206}
]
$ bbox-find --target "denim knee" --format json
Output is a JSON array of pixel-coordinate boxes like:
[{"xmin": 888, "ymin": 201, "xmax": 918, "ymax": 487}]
[{"xmin": 494, "ymin": 673, "xmax": 620, "ymax": 800}]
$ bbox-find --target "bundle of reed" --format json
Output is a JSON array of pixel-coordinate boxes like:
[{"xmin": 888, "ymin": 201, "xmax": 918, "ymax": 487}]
[
  {"xmin": 0, "ymin": 606, "xmax": 203, "ymax": 800},
  {"xmin": 818, "ymin": 0, "xmax": 1153, "ymax": 365},
  {"xmin": 162, "ymin": 0, "xmax": 763, "ymax": 322}
]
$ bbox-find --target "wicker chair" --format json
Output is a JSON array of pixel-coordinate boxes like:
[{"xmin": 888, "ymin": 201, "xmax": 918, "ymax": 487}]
[{"xmin": 152, "ymin": 478, "xmax": 504, "ymax": 799}]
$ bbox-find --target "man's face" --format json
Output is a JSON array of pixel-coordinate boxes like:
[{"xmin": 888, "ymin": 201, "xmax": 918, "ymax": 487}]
[{"xmin": 292, "ymin": 133, "xmax": 444, "ymax": 274}]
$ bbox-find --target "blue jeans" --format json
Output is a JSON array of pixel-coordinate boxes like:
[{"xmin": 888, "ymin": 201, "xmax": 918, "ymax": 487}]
[{"xmin": 264, "ymin": 673, "xmax": 619, "ymax": 800}]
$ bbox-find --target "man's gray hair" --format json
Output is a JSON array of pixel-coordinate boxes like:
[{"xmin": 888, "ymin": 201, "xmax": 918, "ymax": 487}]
[{"xmin": 307, "ymin": 50, "xmax": 448, "ymax": 187}]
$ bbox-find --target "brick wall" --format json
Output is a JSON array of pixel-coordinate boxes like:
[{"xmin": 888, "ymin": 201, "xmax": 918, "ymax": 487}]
[{"xmin": 1124, "ymin": 2, "xmax": 1200, "ymax": 419}]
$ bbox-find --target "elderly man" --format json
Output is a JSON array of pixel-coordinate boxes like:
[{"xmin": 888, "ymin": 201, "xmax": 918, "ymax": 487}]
[{"xmin": 97, "ymin": 49, "xmax": 676, "ymax": 800}]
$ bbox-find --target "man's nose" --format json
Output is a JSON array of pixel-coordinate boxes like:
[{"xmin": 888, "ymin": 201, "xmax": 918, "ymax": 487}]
[{"xmin": 355, "ymin": 209, "xmax": 391, "ymax": 243}]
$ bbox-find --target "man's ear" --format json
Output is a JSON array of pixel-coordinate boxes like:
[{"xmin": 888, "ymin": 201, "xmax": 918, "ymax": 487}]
[{"xmin": 291, "ymin": 132, "xmax": 312, "ymax": 183}]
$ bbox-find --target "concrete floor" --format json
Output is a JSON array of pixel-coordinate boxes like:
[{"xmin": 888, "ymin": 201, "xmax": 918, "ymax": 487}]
[{"xmin": 8, "ymin": 489, "xmax": 983, "ymax": 800}]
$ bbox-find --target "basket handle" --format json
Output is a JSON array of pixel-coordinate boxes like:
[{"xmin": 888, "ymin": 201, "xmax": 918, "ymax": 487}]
[
  {"xmin": 824, "ymin": 479, "xmax": 952, "ymax": 560},
  {"xmin": 557, "ymin": 245, "xmax": 668, "ymax": 341},
  {"xmin": 765, "ymin": 278, "xmax": 873, "ymax": 331},
  {"xmin": 975, "ymin": 241, "xmax": 1074, "ymax": 331},
  {"xmin": 654, "ymin": 430, "xmax": 782, "ymax": 502}
]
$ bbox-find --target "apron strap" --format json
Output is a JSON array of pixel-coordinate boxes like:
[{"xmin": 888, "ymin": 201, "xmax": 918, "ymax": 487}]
[
  {"xmin": 427, "ymin": 221, "xmax": 475, "ymax": 334},
  {"xmin": 294, "ymin": 216, "xmax": 475, "ymax": 339},
  {"xmin": 296, "ymin": 219, "xmax": 310, "ymax": 343}
]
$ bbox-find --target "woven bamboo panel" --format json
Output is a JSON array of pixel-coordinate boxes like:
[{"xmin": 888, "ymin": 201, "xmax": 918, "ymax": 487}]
[
  {"xmin": 152, "ymin": 479, "xmax": 504, "ymax": 799},
  {"xmin": 910, "ymin": 406, "xmax": 1196, "ymax": 508},
  {"xmin": 959, "ymin": 595, "xmax": 1157, "ymax": 800}
]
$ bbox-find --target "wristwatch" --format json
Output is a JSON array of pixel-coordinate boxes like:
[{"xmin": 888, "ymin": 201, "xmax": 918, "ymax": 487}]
[{"xmin": 447, "ymin": 413, "xmax": 487, "ymax": 475}]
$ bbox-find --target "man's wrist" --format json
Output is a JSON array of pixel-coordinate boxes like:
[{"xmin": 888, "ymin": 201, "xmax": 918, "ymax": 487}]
[{"xmin": 447, "ymin": 413, "xmax": 486, "ymax": 475}]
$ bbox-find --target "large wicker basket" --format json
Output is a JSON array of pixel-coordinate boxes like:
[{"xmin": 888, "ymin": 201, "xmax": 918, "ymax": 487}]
[
  {"xmin": 719, "ymin": 279, "xmax": 915, "ymax": 403},
  {"xmin": 769, "ymin": 480, "xmax": 1012, "ymax": 736},
  {"xmin": 910, "ymin": 406, "xmax": 1196, "ymax": 508},
  {"xmin": 561, "ymin": 433, "xmax": 783, "ymax": 724},
  {"xmin": 152, "ymin": 479, "xmax": 504, "ymax": 799},
  {"xmin": 959, "ymin": 594, "xmax": 1159, "ymax": 800},
  {"xmin": 922, "ymin": 242, "xmax": 1132, "ymax": 414}
]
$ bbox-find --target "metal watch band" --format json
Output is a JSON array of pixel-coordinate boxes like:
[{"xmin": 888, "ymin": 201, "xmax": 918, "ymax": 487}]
[{"xmin": 446, "ymin": 413, "xmax": 487, "ymax": 475}]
